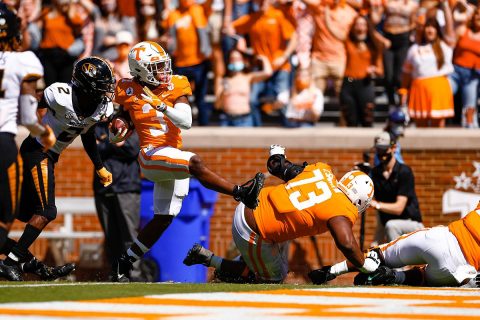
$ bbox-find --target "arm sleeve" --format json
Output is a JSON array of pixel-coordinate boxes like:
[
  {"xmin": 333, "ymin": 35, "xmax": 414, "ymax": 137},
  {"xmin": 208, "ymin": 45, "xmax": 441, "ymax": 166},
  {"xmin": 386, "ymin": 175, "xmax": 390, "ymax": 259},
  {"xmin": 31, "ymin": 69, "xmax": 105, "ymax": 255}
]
[
  {"xmin": 164, "ymin": 102, "xmax": 192, "ymax": 130},
  {"xmin": 81, "ymin": 127, "xmax": 104, "ymax": 170}
]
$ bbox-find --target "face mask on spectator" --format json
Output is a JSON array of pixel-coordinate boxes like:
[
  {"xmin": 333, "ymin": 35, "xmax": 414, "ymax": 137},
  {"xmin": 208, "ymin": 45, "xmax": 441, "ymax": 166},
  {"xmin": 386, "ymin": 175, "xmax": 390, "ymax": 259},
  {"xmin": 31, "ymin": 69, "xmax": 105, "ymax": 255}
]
[
  {"xmin": 140, "ymin": 5, "xmax": 156, "ymax": 16},
  {"xmin": 228, "ymin": 62, "xmax": 245, "ymax": 72}
]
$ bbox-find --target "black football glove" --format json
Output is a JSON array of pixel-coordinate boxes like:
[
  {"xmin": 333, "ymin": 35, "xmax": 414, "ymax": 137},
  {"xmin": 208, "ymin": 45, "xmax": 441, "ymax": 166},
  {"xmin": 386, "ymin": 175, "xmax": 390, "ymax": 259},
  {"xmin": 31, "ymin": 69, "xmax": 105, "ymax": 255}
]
[{"xmin": 308, "ymin": 266, "xmax": 336, "ymax": 285}]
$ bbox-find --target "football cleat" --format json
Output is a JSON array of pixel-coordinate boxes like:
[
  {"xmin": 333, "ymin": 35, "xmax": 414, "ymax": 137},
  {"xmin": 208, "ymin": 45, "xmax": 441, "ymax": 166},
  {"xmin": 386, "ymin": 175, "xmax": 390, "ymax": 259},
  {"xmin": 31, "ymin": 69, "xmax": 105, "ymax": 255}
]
[
  {"xmin": 183, "ymin": 243, "xmax": 213, "ymax": 267},
  {"xmin": 308, "ymin": 266, "xmax": 337, "ymax": 285},
  {"xmin": 233, "ymin": 172, "xmax": 265, "ymax": 209},
  {"xmin": 22, "ymin": 258, "xmax": 76, "ymax": 281},
  {"xmin": 0, "ymin": 260, "xmax": 23, "ymax": 281},
  {"xmin": 111, "ymin": 253, "xmax": 134, "ymax": 283},
  {"xmin": 354, "ymin": 266, "xmax": 396, "ymax": 286}
]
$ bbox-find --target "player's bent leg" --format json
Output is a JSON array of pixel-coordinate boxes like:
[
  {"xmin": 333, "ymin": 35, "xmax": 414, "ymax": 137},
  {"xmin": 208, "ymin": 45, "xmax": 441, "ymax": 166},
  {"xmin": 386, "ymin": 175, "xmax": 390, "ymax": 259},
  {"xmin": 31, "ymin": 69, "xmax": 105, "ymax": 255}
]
[{"xmin": 232, "ymin": 203, "xmax": 288, "ymax": 283}]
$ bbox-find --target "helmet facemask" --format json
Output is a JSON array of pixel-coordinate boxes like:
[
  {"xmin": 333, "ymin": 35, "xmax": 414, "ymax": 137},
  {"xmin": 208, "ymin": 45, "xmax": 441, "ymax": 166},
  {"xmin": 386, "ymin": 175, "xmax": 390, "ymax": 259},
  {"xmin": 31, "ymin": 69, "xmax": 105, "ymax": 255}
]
[{"xmin": 136, "ymin": 57, "xmax": 172, "ymax": 86}]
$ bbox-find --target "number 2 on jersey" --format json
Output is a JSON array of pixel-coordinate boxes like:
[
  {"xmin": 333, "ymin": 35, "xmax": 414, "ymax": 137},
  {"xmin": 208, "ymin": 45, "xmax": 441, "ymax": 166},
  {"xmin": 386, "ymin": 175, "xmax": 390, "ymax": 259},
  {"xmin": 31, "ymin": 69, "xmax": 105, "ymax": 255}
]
[{"xmin": 286, "ymin": 169, "xmax": 333, "ymax": 210}]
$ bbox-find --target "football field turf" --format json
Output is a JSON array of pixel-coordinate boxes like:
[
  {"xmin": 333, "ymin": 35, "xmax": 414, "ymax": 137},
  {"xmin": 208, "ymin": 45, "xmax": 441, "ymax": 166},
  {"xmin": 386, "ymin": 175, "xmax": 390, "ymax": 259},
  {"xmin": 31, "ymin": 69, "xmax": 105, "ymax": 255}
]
[{"xmin": 0, "ymin": 282, "xmax": 479, "ymax": 319}]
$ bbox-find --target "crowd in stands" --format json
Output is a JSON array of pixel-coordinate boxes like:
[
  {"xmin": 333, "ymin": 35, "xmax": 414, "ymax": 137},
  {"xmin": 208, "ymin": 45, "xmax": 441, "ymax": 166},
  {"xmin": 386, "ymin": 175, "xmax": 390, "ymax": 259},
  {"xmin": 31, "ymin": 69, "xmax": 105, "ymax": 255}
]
[{"xmin": 6, "ymin": 0, "xmax": 480, "ymax": 128}]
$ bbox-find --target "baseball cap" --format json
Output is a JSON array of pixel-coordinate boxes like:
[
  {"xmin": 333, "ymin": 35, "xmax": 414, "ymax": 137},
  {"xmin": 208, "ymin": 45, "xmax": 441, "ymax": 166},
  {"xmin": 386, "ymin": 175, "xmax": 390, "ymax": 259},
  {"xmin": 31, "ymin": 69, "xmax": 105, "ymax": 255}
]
[
  {"xmin": 115, "ymin": 30, "xmax": 134, "ymax": 46},
  {"xmin": 374, "ymin": 131, "xmax": 396, "ymax": 149}
]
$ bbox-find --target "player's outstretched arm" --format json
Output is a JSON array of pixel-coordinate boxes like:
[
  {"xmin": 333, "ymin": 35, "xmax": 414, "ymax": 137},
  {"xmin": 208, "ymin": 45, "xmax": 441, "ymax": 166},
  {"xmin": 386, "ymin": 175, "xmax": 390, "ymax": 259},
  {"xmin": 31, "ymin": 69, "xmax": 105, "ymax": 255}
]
[
  {"xmin": 327, "ymin": 216, "xmax": 380, "ymax": 274},
  {"xmin": 81, "ymin": 128, "xmax": 112, "ymax": 187}
]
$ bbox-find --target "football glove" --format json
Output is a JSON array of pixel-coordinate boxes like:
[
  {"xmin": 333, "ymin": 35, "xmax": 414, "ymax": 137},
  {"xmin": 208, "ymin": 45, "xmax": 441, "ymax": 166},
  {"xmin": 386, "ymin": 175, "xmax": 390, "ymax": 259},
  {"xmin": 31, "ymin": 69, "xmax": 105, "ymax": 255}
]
[
  {"xmin": 96, "ymin": 167, "xmax": 113, "ymax": 187},
  {"xmin": 39, "ymin": 125, "xmax": 56, "ymax": 152},
  {"xmin": 109, "ymin": 122, "xmax": 129, "ymax": 144},
  {"xmin": 308, "ymin": 266, "xmax": 336, "ymax": 285},
  {"xmin": 141, "ymin": 86, "xmax": 167, "ymax": 112},
  {"xmin": 354, "ymin": 266, "xmax": 396, "ymax": 286}
]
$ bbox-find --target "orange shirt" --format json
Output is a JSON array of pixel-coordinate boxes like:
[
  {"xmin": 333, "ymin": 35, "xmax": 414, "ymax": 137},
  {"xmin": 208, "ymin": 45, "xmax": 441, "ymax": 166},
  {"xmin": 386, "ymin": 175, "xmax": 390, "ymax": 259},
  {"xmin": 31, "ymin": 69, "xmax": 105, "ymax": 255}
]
[
  {"xmin": 448, "ymin": 204, "xmax": 480, "ymax": 271},
  {"xmin": 167, "ymin": 5, "xmax": 208, "ymax": 67},
  {"xmin": 114, "ymin": 75, "xmax": 192, "ymax": 149},
  {"xmin": 39, "ymin": 9, "xmax": 83, "ymax": 50},
  {"xmin": 344, "ymin": 40, "xmax": 383, "ymax": 79},
  {"xmin": 453, "ymin": 30, "xmax": 480, "ymax": 70},
  {"xmin": 254, "ymin": 162, "xmax": 358, "ymax": 243},
  {"xmin": 310, "ymin": 4, "xmax": 357, "ymax": 63},
  {"xmin": 233, "ymin": 6, "xmax": 295, "ymax": 71}
]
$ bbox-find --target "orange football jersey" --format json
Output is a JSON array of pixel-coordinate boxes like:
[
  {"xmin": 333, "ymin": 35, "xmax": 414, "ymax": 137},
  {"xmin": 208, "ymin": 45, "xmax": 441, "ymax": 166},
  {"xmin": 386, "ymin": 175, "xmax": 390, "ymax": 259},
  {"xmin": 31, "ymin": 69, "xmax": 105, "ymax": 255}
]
[
  {"xmin": 254, "ymin": 162, "xmax": 358, "ymax": 243},
  {"xmin": 114, "ymin": 75, "xmax": 192, "ymax": 149},
  {"xmin": 448, "ymin": 202, "xmax": 480, "ymax": 270}
]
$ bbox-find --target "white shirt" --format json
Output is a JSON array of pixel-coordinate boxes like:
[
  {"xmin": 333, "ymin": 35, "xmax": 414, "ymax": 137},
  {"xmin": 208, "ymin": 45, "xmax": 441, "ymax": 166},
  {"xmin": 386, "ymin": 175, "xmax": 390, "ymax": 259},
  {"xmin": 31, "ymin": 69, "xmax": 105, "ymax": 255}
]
[
  {"xmin": 403, "ymin": 41, "xmax": 454, "ymax": 79},
  {"xmin": 0, "ymin": 51, "xmax": 44, "ymax": 135}
]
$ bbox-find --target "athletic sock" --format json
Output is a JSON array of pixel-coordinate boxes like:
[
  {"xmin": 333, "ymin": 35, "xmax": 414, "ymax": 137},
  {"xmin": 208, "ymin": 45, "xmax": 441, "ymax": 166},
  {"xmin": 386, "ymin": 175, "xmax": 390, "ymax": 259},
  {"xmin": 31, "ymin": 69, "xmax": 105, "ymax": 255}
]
[
  {"xmin": 210, "ymin": 255, "xmax": 223, "ymax": 269},
  {"xmin": 8, "ymin": 224, "xmax": 41, "ymax": 264},
  {"xmin": 394, "ymin": 270, "xmax": 406, "ymax": 284}
]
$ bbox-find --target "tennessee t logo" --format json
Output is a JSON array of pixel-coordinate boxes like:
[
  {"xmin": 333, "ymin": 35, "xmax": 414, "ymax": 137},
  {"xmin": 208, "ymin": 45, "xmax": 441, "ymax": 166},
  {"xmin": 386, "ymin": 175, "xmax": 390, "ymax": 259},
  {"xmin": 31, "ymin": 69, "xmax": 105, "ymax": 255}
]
[{"xmin": 133, "ymin": 47, "xmax": 146, "ymax": 60}]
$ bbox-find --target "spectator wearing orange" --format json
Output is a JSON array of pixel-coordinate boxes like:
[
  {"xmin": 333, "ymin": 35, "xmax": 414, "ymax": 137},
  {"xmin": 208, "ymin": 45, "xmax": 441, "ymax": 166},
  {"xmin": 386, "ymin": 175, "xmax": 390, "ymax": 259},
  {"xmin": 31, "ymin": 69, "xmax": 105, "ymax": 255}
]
[
  {"xmin": 229, "ymin": 0, "xmax": 297, "ymax": 126},
  {"xmin": 136, "ymin": 0, "xmax": 161, "ymax": 41},
  {"xmin": 449, "ymin": 4, "xmax": 480, "ymax": 128},
  {"xmin": 166, "ymin": 0, "xmax": 212, "ymax": 126},
  {"xmin": 400, "ymin": 1, "xmax": 455, "ymax": 128},
  {"xmin": 282, "ymin": 67, "xmax": 324, "ymax": 127},
  {"xmin": 302, "ymin": 0, "xmax": 357, "ymax": 98},
  {"xmin": 340, "ymin": 15, "xmax": 387, "ymax": 127},
  {"xmin": 31, "ymin": 0, "xmax": 93, "ymax": 86},
  {"xmin": 217, "ymin": 50, "xmax": 272, "ymax": 126}
]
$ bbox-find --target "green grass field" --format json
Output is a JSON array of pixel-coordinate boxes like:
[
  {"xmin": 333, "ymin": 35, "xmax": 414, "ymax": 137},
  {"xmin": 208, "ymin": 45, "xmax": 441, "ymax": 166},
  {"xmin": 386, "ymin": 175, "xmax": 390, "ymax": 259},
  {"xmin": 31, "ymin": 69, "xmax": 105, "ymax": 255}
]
[{"xmin": 0, "ymin": 282, "xmax": 317, "ymax": 303}]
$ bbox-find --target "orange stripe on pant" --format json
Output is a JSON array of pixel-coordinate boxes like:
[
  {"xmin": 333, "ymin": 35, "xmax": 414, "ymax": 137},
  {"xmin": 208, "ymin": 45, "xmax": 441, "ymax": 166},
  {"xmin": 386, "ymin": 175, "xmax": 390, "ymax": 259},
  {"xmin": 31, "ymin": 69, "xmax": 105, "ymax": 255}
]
[
  {"xmin": 139, "ymin": 160, "xmax": 190, "ymax": 173},
  {"xmin": 31, "ymin": 165, "xmax": 44, "ymax": 210},
  {"xmin": 140, "ymin": 150, "xmax": 190, "ymax": 166},
  {"xmin": 255, "ymin": 237, "xmax": 270, "ymax": 280},
  {"xmin": 7, "ymin": 160, "xmax": 18, "ymax": 214},
  {"xmin": 248, "ymin": 232, "xmax": 261, "ymax": 277},
  {"xmin": 380, "ymin": 228, "xmax": 430, "ymax": 252}
]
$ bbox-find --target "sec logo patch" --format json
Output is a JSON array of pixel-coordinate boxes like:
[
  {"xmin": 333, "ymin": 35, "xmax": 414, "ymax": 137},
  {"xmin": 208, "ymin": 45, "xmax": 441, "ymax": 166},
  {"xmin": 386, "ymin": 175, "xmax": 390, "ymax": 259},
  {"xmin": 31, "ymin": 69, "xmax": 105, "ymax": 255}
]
[{"xmin": 126, "ymin": 87, "xmax": 134, "ymax": 95}]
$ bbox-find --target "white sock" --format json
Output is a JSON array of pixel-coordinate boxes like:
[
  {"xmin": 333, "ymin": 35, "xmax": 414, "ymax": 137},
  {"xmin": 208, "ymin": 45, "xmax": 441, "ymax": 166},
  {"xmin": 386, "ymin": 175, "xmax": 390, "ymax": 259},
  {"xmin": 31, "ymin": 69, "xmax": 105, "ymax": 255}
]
[
  {"xmin": 134, "ymin": 239, "xmax": 149, "ymax": 254},
  {"xmin": 210, "ymin": 255, "xmax": 223, "ymax": 269}
]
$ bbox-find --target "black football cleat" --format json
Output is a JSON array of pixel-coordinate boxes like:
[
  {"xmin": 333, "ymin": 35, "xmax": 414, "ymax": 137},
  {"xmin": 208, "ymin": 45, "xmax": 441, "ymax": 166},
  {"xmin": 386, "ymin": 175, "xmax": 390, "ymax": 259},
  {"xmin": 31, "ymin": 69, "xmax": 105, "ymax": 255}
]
[
  {"xmin": 233, "ymin": 172, "xmax": 265, "ymax": 209},
  {"xmin": 111, "ymin": 253, "xmax": 134, "ymax": 283},
  {"xmin": 354, "ymin": 266, "xmax": 396, "ymax": 286},
  {"xmin": 183, "ymin": 243, "xmax": 213, "ymax": 267},
  {"xmin": 23, "ymin": 258, "xmax": 76, "ymax": 281},
  {"xmin": 0, "ymin": 260, "xmax": 23, "ymax": 281}
]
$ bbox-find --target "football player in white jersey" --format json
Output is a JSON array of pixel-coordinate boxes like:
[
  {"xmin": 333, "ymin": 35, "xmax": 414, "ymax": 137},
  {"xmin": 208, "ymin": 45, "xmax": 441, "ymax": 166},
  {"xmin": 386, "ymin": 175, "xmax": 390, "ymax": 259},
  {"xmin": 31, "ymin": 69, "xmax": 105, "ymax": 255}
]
[
  {"xmin": 0, "ymin": 55, "xmax": 116, "ymax": 281},
  {"xmin": 0, "ymin": 3, "xmax": 74, "ymax": 281}
]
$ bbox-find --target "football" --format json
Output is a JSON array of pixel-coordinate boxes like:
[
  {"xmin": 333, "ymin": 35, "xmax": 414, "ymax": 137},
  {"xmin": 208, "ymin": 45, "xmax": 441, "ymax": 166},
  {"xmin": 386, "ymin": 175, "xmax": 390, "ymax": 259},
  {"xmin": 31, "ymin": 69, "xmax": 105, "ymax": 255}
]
[{"xmin": 110, "ymin": 116, "xmax": 129, "ymax": 135}]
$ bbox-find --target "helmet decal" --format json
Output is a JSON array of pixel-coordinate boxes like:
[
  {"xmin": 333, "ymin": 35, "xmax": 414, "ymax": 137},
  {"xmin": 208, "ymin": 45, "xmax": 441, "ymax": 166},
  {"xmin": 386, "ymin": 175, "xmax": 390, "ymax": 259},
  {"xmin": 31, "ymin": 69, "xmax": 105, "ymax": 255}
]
[{"xmin": 82, "ymin": 63, "xmax": 97, "ymax": 77}]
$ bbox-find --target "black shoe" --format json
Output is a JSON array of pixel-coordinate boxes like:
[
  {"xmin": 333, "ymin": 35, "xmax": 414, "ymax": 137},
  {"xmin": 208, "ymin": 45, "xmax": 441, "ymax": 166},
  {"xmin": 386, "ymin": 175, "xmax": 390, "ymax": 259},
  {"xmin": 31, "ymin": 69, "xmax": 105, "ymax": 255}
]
[
  {"xmin": 0, "ymin": 260, "xmax": 23, "ymax": 281},
  {"xmin": 354, "ymin": 266, "xmax": 396, "ymax": 286},
  {"xmin": 111, "ymin": 253, "xmax": 134, "ymax": 283},
  {"xmin": 183, "ymin": 243, "xmax": 213, "ymax": 266},
  {"xmin": 233, "ymin": 172, "xmax": 265, "ymax": 209},
  {"xmin": 23, "ymin": 258, "xmax": 76, "ymax": 281}
]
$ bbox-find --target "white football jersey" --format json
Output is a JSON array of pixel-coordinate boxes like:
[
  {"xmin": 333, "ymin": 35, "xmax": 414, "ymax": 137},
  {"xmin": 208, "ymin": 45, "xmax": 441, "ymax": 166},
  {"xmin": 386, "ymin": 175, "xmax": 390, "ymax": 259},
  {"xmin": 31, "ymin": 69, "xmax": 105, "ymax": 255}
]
[
  {"xmin": 39, "ymin": 82, "xmax": 114, "ymax": 154},
  {"xmin": 0, "ymin": 51, "xmax": 44, "ymax": 135}
]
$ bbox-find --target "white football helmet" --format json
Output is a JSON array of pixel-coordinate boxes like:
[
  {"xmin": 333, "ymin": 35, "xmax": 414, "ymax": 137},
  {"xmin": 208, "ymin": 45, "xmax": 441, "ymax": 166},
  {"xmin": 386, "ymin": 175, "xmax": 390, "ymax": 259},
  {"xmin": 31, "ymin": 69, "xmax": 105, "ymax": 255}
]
[
  {"xmin": 337, "ymin": 170, "xmax": 374, "ymax": 214},
  {"xmin": 128, "ymin": 41, "xmax": 172, "ymax": 86}
]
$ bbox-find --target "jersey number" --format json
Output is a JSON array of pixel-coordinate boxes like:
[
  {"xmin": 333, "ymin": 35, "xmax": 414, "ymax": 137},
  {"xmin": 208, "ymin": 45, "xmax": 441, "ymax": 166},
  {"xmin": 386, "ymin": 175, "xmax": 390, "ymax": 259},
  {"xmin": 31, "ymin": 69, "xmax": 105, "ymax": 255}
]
[
  {"xmin": 142, "ymin": 103, "xmax": 168, "ymax": 136},
  {"xmin": 286, "ymin": 169, "xmax": 333, "ymax": 210}
]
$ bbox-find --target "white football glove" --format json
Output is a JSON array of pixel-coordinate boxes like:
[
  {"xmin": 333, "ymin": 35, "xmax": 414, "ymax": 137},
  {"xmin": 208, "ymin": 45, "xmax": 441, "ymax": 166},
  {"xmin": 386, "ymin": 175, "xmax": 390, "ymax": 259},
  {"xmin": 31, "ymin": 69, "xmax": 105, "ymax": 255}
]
[{"xmin": 270, "ymin": 144, "xmax": 286, "ymax": 157}]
